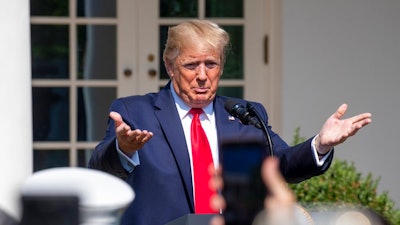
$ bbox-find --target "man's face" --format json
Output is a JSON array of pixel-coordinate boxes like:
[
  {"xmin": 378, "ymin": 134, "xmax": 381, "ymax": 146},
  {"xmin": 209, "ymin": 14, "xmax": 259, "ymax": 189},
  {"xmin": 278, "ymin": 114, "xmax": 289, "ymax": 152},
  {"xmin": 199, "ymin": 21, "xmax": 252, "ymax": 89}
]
[{"xmin": 166, "ymin": 44, "xmax": 223, "ymax": 108}]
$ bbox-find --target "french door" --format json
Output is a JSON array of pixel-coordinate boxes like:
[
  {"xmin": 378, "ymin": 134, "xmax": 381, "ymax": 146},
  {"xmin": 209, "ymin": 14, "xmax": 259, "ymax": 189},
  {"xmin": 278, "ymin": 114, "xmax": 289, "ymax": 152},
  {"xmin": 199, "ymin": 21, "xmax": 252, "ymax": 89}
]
[{"xmin": 30, "ymin": 0, "xmax": 281, "ymax": 171}]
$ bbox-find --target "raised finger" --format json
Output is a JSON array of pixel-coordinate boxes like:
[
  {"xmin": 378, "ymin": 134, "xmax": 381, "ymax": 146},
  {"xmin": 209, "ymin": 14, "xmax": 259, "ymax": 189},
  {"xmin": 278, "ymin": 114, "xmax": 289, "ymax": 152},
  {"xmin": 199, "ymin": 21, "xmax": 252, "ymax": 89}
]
[
  {"xmin": 125, "ymin": 129, "xmax": 141, "ymax": 142},
  {"xmin": 209, "ymin": 165, "xmax": 223, "ymax": 191},
  {"xmin": 349, "ymin": 112, "xmax": 372, "ymax": 125},
  {"xmin": 110, "ymin": 111, "xmax": 123, "ymax": 127},
  {"xmin": 139, "ymin": 131, "xmax": 153, "ymax": 143},
  {"xmin": 333, "ymin": 103, "xmax": 348, "ymax": 120},
  {"xmin": 262, "ymin": 157, "xmax": 295, "ymax": 202},
  {"xmin": 133, "ymin": 130, "xmax": 150, "ymax": 142}
]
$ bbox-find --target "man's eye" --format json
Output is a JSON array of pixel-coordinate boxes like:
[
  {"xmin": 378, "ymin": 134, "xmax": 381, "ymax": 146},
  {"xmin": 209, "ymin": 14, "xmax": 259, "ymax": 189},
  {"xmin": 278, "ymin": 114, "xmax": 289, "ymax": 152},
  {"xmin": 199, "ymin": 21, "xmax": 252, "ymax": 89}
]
[
  {"xmin": 183, "ymin": 63, "xmax": 198, "ymax": 70},
  {"xmin": 205, "ymin": 61, "xmax": 218, "ymax": 69}
]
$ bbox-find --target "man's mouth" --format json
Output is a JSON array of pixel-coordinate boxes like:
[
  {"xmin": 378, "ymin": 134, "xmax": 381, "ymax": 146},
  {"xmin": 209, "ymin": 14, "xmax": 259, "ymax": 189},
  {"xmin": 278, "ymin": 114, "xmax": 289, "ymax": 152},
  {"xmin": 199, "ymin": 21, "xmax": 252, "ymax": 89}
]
[{"xmin": 193, "ymin": 87, "xmax": 208, "ymax": 93}]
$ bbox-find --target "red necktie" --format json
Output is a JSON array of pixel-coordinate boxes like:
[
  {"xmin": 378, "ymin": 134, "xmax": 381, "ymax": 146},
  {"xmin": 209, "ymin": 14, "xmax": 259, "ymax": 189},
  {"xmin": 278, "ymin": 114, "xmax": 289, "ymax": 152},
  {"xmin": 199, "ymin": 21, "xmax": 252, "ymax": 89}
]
[{"xmin": 190, "ymin": 108, "xmax": 217, "ymax": 214}]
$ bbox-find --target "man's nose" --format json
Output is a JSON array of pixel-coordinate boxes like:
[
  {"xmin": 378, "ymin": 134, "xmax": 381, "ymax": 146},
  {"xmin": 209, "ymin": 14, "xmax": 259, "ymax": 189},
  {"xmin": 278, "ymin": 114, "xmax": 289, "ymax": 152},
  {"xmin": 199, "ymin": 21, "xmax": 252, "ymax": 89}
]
[{"xmin": 196, "ymin": 64, "xmax": 207, "ymax": 80}]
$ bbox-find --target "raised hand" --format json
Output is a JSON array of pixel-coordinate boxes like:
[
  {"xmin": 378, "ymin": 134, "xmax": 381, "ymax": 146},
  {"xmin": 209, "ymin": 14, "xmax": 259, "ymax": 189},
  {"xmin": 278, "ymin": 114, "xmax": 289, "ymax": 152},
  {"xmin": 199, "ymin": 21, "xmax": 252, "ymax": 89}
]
[
  {"xmin": 110, "ymin": 111, "xmax": 153, "ymax": 156},
  {"xmin": 316, "ymin": 104, "xmax": 372, "ymax": 155}
]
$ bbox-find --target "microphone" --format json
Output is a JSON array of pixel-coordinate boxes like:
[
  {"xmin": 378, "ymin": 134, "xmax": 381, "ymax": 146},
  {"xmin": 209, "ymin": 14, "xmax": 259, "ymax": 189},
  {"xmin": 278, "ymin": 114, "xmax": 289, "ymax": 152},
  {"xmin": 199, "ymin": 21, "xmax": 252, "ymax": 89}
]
[
  {"xmin": 224, "ymin": 100, "xmax": 261, "ymax": 129},
  {"xmin": 224, "ymin": 99, "xmax": 274, "ymax": 156}
]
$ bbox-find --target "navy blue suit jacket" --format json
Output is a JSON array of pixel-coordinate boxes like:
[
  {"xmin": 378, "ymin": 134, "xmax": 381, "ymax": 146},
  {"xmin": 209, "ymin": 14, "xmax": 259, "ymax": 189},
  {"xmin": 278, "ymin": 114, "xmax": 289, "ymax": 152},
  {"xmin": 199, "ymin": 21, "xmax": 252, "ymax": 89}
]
[{"xmin": 89, "ymin": 82, "xmax": 333, "ymax": 225}]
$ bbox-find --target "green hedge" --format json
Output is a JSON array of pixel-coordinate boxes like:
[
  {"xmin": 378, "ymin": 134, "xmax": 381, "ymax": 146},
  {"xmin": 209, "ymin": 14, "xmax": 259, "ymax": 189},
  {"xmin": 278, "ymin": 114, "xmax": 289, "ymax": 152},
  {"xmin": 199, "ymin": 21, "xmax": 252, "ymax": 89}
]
[{"xmin": 289, "ymin": 127, "xmax": 400, "ymax": 224}]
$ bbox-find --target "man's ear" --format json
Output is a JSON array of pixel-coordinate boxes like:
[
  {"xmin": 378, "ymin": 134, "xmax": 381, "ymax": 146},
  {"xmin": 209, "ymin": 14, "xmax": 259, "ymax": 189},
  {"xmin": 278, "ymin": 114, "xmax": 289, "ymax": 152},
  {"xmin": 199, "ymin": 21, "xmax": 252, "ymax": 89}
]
[{"xmin": 164, "ymin": 61, "xmax": 174, "ymax": 78}]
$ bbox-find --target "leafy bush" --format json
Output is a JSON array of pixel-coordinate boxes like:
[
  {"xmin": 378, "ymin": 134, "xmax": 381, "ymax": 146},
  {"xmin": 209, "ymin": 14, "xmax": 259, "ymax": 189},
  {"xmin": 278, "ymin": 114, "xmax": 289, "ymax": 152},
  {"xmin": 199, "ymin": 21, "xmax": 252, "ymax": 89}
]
[{"xmin": 289, "ymin": 127, "xmax": 400, "ymax": 224}]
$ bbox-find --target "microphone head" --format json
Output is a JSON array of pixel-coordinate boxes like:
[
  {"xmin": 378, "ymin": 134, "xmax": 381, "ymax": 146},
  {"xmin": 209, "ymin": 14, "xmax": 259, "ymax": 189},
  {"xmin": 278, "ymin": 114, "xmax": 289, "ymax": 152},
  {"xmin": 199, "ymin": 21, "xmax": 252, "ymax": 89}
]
[
  {"xmin": 224, "ymin": 99, "xmax": 239, "ymax": 114},
  {"xmin": 224, "ymin": 99, "xmax": 250, "ymax": 125}
]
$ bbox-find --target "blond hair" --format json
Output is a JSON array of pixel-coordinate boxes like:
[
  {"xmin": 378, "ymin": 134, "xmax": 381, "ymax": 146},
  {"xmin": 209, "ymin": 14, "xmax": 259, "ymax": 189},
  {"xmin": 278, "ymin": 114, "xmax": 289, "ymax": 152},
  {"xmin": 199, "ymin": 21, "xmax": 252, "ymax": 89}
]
[{"xmin": 162, "ymin": 20, "xmax": 230, "ymax": 65}]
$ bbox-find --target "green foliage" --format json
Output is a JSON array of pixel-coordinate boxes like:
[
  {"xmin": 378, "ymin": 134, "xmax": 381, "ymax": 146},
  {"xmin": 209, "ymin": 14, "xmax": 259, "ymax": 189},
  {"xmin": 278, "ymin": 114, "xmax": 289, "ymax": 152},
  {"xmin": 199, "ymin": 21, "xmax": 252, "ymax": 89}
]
[
  {"xmin": 289, "ymin": 127, "xmax": 400, "ymax": 224},
  {"xmin": 291, "ymin": 126, "xmax": 307, "ymax": 146}
]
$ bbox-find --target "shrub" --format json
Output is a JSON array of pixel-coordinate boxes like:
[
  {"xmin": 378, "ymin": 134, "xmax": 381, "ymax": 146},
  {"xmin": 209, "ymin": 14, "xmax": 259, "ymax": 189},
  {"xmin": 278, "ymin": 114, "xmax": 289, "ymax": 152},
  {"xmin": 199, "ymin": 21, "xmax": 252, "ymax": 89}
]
[{"xmin": 289, "ymin": 127, "xmax": 400, "ymax": 224}]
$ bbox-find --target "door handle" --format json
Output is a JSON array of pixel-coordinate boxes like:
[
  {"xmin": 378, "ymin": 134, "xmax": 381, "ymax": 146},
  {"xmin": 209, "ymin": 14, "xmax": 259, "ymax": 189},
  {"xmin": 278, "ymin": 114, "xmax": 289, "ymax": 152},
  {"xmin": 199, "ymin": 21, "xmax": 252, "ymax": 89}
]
[
  {"xmin": 148, "ymin": 69, "xmax": 157, "ymax": 77},
  {"xmin": 123, "ymin": 68, "xmax": 132, "ymax": 77}
]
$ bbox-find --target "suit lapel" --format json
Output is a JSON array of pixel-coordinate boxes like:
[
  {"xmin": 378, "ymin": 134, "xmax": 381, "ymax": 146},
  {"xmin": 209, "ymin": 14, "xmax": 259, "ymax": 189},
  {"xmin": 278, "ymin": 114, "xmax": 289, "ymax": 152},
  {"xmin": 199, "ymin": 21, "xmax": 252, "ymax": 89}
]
[{"xmin": 154, "ymin": 84, "xmax": 195, "ymax": 211}]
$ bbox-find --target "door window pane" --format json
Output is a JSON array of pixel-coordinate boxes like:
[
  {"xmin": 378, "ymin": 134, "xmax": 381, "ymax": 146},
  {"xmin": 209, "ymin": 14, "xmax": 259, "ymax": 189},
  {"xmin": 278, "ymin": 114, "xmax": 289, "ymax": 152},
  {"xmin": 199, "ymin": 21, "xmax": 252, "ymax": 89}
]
[
  {"xmin": 77, "ymin": 0, "xmax": 116, "ymax": 17},
  {"xmin": 221, "ymin": 26, "xmax": 243, "ymax": 79},
  {"xmin": 159, "ymin": 25, "xmax": 170, "ymax": 79},
  {"xmin": 78, "ymin": 149, "xmax": 93, "ymax": 167},
  {"xmin": 31, "ymin": 25, "xmax": 69, "ymax": 79},
  {"xmin": 217, "ymin": 87, "xmax": 243, "ymax": 98},
  {"xmin": 34, "ymin": 150, "xmax": 69, "ymax": 172},
  {"xmin": 32, "ymin": 87, "xmax": 70, "ymax": 141},
  {"xmin": 77, "ymin": 25, "xmax": 117, "ymax": 80},
  {"xmin": 206, "ymin": 0, "xmax": 243, "ymax": 18},
  {"xmin": 77, "ymin": 87, "xmax": 116, "ymax": 141},
  {"xmin": 30, "ymin": 0, "xmax": 68, "ymax": 16},
  {"xmin": 160, "ymin": 0, "xmax": 198, "ymax": 18}
]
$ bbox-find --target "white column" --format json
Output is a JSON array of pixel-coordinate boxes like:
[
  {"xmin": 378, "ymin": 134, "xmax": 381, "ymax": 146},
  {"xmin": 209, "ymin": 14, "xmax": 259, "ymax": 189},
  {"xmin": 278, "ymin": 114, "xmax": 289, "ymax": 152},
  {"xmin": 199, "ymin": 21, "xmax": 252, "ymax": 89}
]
[{"xmin": 0, "ymin": 0, "xmax": 32, "ymax": 219}]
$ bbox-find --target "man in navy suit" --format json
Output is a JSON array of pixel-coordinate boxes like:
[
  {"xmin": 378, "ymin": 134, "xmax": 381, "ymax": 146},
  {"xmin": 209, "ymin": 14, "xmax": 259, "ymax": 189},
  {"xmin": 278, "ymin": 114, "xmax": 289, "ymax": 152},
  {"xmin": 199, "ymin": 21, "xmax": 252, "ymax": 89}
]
[{"xmin": 89, "ymin": 20, "xmax": 371, "ymax": 225}]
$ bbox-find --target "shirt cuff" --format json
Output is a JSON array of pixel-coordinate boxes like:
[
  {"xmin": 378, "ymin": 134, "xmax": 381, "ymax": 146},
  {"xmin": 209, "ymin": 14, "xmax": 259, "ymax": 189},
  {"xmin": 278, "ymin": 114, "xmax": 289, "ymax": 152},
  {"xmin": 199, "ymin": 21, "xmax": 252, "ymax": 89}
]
[
  {"xmin": 116, "ymin": 139, "xmax": 140, "ymax": 173},
  {"xmin": 311, "ymin": 135, "xmax": 332, "ymax": 166}
]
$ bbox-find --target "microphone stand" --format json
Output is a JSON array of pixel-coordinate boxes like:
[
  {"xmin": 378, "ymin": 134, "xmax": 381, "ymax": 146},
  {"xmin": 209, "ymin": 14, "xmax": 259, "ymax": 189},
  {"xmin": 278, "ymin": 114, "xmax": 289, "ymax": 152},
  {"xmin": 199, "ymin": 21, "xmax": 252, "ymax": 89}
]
[{"xmin": 247, "ymin": 102, "xmax": 274, "ymax": 157}]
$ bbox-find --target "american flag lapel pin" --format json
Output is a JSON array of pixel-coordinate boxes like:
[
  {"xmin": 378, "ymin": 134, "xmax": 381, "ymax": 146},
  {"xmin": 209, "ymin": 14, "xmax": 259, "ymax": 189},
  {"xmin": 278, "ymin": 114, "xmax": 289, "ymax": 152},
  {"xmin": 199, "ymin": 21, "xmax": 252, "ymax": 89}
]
[{"xmin": 228, "ymin": 116, "xmax": 235, "ymax": 121}]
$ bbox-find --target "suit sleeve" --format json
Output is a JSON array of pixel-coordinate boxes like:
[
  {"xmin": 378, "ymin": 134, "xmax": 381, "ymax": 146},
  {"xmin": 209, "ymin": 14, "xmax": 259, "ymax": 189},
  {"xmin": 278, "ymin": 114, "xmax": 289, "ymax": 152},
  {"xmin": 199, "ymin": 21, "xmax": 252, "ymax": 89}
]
[
  {"xmin": 250, "ymin": 101, "xmax": 334, "ymax": 183},
  {"xmin": 277, "ymin": 137, "xmax": 334, "ymax": 183},
  {"xmin": 88, "ymin": 137, "xmax": 128, "ymax": 180}
]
